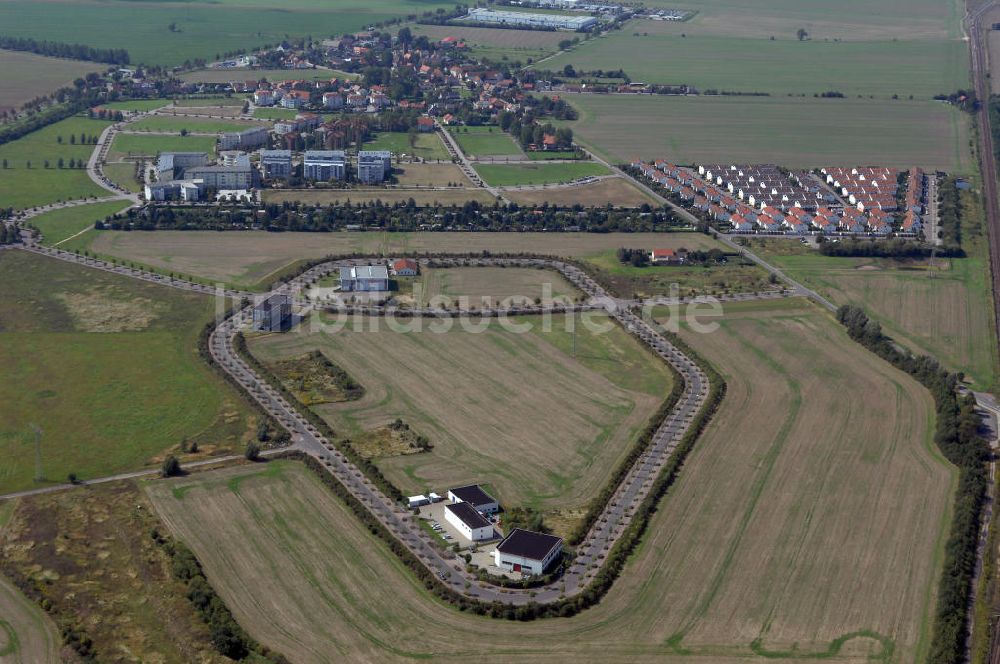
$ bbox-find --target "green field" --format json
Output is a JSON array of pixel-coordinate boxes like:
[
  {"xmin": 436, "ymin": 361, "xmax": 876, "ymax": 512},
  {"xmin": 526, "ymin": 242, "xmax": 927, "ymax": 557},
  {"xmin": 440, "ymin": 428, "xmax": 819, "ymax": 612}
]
[
  {"xmin": 97, "ymin": 99, "xmax": 171, "ymax": 113},
  {"xmin": 0, "ymin": 115, "xmax": 113, "ymax": 210},
  {"xmin": 148, "ymin": 297, "xmax": 950, "ymax": 662},
  {"xmin": 173, "ymin": 96, "xmax": 245, "ymax": 107},
  {"xmin": 561, "ymin": 93, "xmax": 971, "ymax": 171},
  {"xmin": 0, "ymin": 250, "xmax": 254, "ymax": 494},
  {"xmin": 28, "ymin": 200, "xmax": 132, "ymax": 246},
  {"xmin": 102, "ymin": 161, "xmax": 143, "ymax": 193},
  {"xmin": 0, "ymin": 49, "xmax": 99, "ymax": 115},
  {"xmin": 364, "ymin": 131, "xmax": 450, "ymax": 161},
  {"xmin": 182, "ymin": 68, "xmax": 355, "ymax": 84},
  {"xmin": 108, "ymin": 133, "xmax": 217, "ymax": 160},
  {"xmin": 542, "ymin": 19, "xmax": 967, "ymax": 97},
  {"xmin": 449, "ymin": 126, "xmax": 524, "ymax": 158},
  {"xmin": 474, "ymin": 162, "xmax": 610, "ymax": 186},
  {"xmin": 127, "ymin": 116, "xmax": 262, "ymax": 133},
  {"xmin": 0, "ymin": 0, "xmax": 458, "ymax": 67},
  {"xmin": 248, "ymin": 311, "xmax": 672, "ymax": 514},
  {"xmin": 252, "ymin": 107, "xmax": 299, "ymax": 120}
]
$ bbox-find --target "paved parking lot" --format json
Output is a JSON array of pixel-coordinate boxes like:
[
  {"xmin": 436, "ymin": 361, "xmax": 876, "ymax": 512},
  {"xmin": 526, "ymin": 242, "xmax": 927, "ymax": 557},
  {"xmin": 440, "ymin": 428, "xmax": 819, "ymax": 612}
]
[{"xmin": 418, "ymin": 501, "xmax": 501, "ymax": 549}]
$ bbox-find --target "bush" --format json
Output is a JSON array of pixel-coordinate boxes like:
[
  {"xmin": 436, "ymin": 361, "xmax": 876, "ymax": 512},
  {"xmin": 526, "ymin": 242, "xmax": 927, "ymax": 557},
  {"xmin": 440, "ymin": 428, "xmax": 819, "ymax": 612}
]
[{"xmin": 160, "ymin": 455, "xmax": 181, "ymax": 477}]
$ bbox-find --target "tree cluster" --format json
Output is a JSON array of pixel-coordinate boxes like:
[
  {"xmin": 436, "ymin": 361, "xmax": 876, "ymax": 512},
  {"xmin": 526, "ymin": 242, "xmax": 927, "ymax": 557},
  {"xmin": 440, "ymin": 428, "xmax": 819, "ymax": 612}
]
[{"xmin": 0, "ymin": 35, "xmax": 129, "ymax": 64}]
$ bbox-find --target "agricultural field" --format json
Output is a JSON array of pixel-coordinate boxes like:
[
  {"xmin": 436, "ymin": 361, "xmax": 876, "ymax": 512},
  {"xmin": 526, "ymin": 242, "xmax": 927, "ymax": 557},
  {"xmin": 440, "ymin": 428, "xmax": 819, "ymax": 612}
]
[
  {"xmin": 506, "ymin": 176, "xmax": 657, "ymax": 207},
  {"xmin": 449, "ymin": 126, "xmax": 524, "ymax": 158},
  {"xmin": 253, "ymin": 107, "xmax": 300, "ymax": 120},
  {"xmin": 0, "ymin": 573, "xmax": 60, "ymax": 664},
  {"xmin": 562, "ymin": 93, "xmax": 972, "ymax": 171},
  {"xmin": 101, "ymin": 161, "xmax": 144, "ymax": 193},
  {"xmin": 0, "ymin": 0, "xmax": 457, "ymax": 67},
  {"xmin": 0, "ymin": 250, "xmax": 255, "ymax": 494},
  {"xmin": 86, "ymin": 230, "xmax": 722, "ymax": 289},
  {"xmin": 588, "ymin": 249, "xmax": 774, "ymax": 298},
  {"xmin": 181, "ymin": 68, "xmax": 355, "ymax": 84},
  {"xmin": 0, "ymin": 479, "xmax": 238, "ymax": 663},
  {"xmin": 126, "ymin": 116, "xmax": 263, "ymax": 133},
  {"xmin": 108, "ymin": 133, "xmax": 217, "ymax": 160},
  {"xmin": 364, "ymin": 131, "xmax": 451, "ymax": 161},
  {"xmin": 542, "ymin": 18, "xmax": 966, "ymax": 97},
  {"xmin": 148, "ymin": 297, "xmax": 950, "ymax": 663},
  {"xmin": 401, "ymin": 266, "xmax": 582, "ymax": 307},
  {"xmin": 0, "ymin": 49, "xmax": 99, "ymax": 116},
  {"xmin": 475, "ymin": 162, "xmax": 611, "ymax": 186},
  {"xmin": 263, "ymin": 188, "xmax": 495, "ymax": 209},
  {"xmin": 411, "ymin": 23, "xmax": 567, "ymax": 62},
  {"xmin": 173, "ymin": 97, "xmax": 245, "ymax": 107},
  {"xmin": 0, "ymin": 115, "xmax": 113, "ymax": 210},
  {"xmin": 393, "ymin": 162, "xmax": 472, "ymax": 187},
  {"xmin": 96, "ymin": 98, "xmax": 171, "ymax": 113},
  {"xmin": 27, "ymin": 199, "xmax": 132, "ymax": 246},
  {"xmin": 247, "ymin": 310, "xmax": 673, "ymax": 514}
]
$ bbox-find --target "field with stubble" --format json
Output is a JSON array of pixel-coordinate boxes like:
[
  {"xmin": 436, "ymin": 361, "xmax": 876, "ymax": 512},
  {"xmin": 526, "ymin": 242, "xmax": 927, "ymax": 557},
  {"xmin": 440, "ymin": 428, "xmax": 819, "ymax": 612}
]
[
  {"xmin": 147, "ymin": 298, "xmax": 948, "ymax": 664},
  {"xmin": 248, "ymin": 312, "xmax": 672, "ymax": 514}
]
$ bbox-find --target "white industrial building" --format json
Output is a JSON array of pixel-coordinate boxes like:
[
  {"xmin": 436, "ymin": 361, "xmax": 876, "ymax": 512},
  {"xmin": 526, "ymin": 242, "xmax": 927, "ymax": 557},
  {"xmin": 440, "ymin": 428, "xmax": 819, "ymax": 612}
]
[
  {"xmin": 465, "ymin": 7, "xmax": 598, "ymax": 31},
  {"xmin": 444, "ymin": 502, "xmax": 494, "ymax": 542},
  {"xmin": 447, "ymin": 485, "xmax": 499, "ymax": 514},
  {"xmin": 493, "ymin": 528, "xmax": 563, "ymax": 575},
  {"xmin": 339, "ymin": 265, "xmax": 389, "ymax": 292}
]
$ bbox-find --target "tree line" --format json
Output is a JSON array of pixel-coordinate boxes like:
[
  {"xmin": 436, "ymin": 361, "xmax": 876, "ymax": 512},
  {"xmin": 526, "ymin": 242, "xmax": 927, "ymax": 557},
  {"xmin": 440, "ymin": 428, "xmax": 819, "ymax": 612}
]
[
  {"xmin": 0, "ymin": 35, "xmax": 129, "ymax": 64},
  {"xmin": 836, "ymin": 305, "xmax": 986, "ymax": 664}
]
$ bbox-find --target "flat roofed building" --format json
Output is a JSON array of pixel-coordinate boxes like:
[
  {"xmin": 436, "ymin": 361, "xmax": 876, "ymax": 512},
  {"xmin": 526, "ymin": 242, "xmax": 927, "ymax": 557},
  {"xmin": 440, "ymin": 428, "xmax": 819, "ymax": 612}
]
[
  {"xmin": 493, "ymin": 528, "xmax": 563, "ymax": 575},
  {"xmin": 357, "ymin": 150, "xmax": 391, "ymax": 184},
  {"xmin": 156, "ymin": 151, "xmax": 209, "ymax": 181},
  {"xmin": 339, "ymin": 265, "xmax": 389, "ymax": 292},
  {"xmin": 465, "ymin": 7, "xmax": 597, "ymax": 31},
  {"xmin": 447, "ymin": 484, "xmax": 499, "ymax": 514},
  {"xmin": 187, "ymin": 152, "xmax": 254, "ymax": 189},
  {"xmin": 260, "ymin": 149, "xmax": 292, "ymax": 179},
  {"xmin": 444, "ymin": 502, "xmax": 494, "ymax": 542},
  {"xmin": 220, "ymin": 126, "xmax": 269, "ymax": 151},
  {"xmin": 304, "ymin": 150, "xmax": 347, "ymax": 181},
  {"xmin": 253, "ymin": 293, "xmax": 292, "ymax": 331}
]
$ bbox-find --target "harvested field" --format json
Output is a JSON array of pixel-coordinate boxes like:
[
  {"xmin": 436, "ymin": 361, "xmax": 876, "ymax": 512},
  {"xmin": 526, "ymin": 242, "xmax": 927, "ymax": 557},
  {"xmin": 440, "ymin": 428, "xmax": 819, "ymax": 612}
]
[
  {"xmin": 563, "ymin": 94, "xmax": 971, "ymax": 171},
  {"xmin": 148, "ymin": 299, "xmax": 948, "ymax": 664},
  {"xmin": 505, "ymin": 176, "xmax": 657, "ymax": 207},
  {"xmin": 404, "ymin": 266, "xmax": 581, "ymax": 308},
  {"xmin": 262, "ymin": 188, "xmax": 494, "ymax": 208},
  {"xmin": 88, "ymin": 230, "xmax": 723, "ymax": 289},
  {"xmin": 0, "ymin": 480, "xmax": 236, "ymax": 663},
  {"xmin": 393, "ymin": 162, "xmax": 472, "ymax": 187},
  {"xmin": 249, "ymin": 311, "xmax": 672, "ymax": 512},
  {"xmin": 0, "ymin": 574, "xmax": 60, "ymax": 663},
  {"xmin": 0, "ymin": 49, "xmax": 98, "ymax": 116},
  {"xmin": 0, "ymin": 250, "xmax": 255, "ymax": 494}
]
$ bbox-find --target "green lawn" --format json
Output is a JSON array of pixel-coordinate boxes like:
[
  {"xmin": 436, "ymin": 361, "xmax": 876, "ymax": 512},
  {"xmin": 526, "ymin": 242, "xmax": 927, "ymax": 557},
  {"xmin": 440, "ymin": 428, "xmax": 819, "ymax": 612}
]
[
  {"xmin": 109, "ymin": 133, "xmax": 217, "ymax": 159},
  {"xmin": 474, "ymin": 162, "xmax": 610, "ymax": 186},
  {"xmin": 102, "ymin": 162, "xmax": 143, "ymax": 193},
  {"xmin": 0, "ymin": 0, "xmax": 458, "ymax": 67},
  {"xmin": 0, "ymin": 115, "xmax": 113, "ymax": 210},
  {"xmin": 0, "ymin": 250, "xmax": 254, "ymax": 494},
  {"xmin": 363, "ymin": 131, "xmax": 450, "ymax": 160},
  {"xmin": 182, "ymin": 68, "xmax": 356, "ymax": 84},
  {"xmin": 98, "ymin": 99, "xmax": 171, "ymax": 112},
  {"xmin": 562, "ymin": 93, "xmax": 972, "ymax": 171},
  {"xmin": 252, "ymin": 107, "xmax": 299, "ymax": 120},
  {"xmin": 28, "ymin": 200, "xmax": 133, "ymax": 246},
  {"xmin": 127, "ymin": 116, "xmax": 262, "ymax": 133},
  {"xmin": 449, "ymin": 126, "xmax": 524, "ymax": 157},
  {"xmin": 527, "ymin": 150, "xmax": 583, "ymax": 160},
  {"xmin": 173, "ymin": 96, "xmax": 245, "ymax": 107}
]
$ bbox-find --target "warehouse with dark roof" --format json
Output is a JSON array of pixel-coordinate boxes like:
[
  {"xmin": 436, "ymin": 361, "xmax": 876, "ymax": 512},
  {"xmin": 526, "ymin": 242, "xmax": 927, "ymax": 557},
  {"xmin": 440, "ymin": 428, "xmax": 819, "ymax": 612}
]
[
  {"xmin": 447, "ymin": 484, "xmax": 499, "ymax": 514},
  {"xmin": 493, "ymin": 528, "xmax": 563, "ymax": 575}
]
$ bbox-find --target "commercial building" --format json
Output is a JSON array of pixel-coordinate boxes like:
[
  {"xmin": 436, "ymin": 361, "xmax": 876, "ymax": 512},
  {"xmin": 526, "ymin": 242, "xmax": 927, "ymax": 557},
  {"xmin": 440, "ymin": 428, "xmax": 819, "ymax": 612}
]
[
  {"xmin": 445, "ymin": 502, "xmax": 495, "ymax": 542},
  {"xmin": 220, "ymin": 126, "xmax": 269, "ymax": 151},
  {"xmin": 447, "ymin": 484, "xmax": 499, "ymax": 514},
  {"xmin": 187, "ymin": 152, "xmax": 255, "ymax": 189},
  {"xmin": 144, "ymin": 179, "xmax": 203, "ymax": 202},
  {"xmin": 339, "ymin": 265, "xmax": 389, "ymax": 292},
  {"xmin": 253, "ymin": 293, "xmax": 292, "ymax": 331},
  {"xmin": 304, "ymin": 150, "xmax": 347, "ymax": 181},
  {"xmin": 259, "ymin": 149, "xmax": 292, "ymax": 179},
  {"xmin": 464, "ymin": 8, "xmax": 598, "ymax": 31},
  {"xmin": 357, "ymin": 150, "xmax": 392, "ymax": 184},
  {"xmin": 493, "ymin": 528, "xmax": 563, "ymax": 575}
]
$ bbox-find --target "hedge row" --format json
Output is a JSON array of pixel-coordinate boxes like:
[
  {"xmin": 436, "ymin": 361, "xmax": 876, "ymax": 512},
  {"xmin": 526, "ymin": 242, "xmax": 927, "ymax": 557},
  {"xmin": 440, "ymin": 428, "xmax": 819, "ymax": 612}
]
[{"xmin": 837, "ymin": 305, "xmax": 987, "ymax": 664}]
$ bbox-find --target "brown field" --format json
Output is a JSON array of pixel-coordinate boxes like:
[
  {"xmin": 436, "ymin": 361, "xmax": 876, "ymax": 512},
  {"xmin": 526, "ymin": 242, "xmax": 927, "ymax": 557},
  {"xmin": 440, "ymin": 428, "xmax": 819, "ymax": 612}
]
[
  {"xmin": 0, "ymin": 568, "xmax": 60, "ymax": 663},
  {"xmin": 262, "ymin": 188, "xmax": 495, "ymax": 207},
  {"xmin": 0, "ymin": 480, "xmax": 233, "ymax": 663},
  {"xmin": 505, "ymin": 177, "xmax": 658, "ymax": 207},
  {"xmin": 393, "ymin": 162, "xmax": 473, "ymax": 187},
  {"xmin": 248, "ymin": 311, "xmax": 672, "ymax": 512},
  {"xmin": 146, "ymin": 299, "xmax": 949, "ymax": 663},
  {"xmin": 0, "ymin": 49, "xmax": 99, "ymax": 115},
  {"xmin": 88, "ymin": 230, "xmax": 724, "ymax": 289},
  {"xmin": 405, "ymin": 266, "xmax": 582, "ymax": 307}
]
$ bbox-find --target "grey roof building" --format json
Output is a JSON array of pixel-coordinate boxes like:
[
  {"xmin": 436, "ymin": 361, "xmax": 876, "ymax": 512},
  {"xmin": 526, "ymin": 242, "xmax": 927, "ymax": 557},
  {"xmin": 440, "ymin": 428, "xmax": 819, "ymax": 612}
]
[
  {"xmin": 260, "ymin": 149, "xmax": 292, "ymax": 179},
  {"xmin": 304, "ymin": 150, "xmax": 347, "ymax": 181}
]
